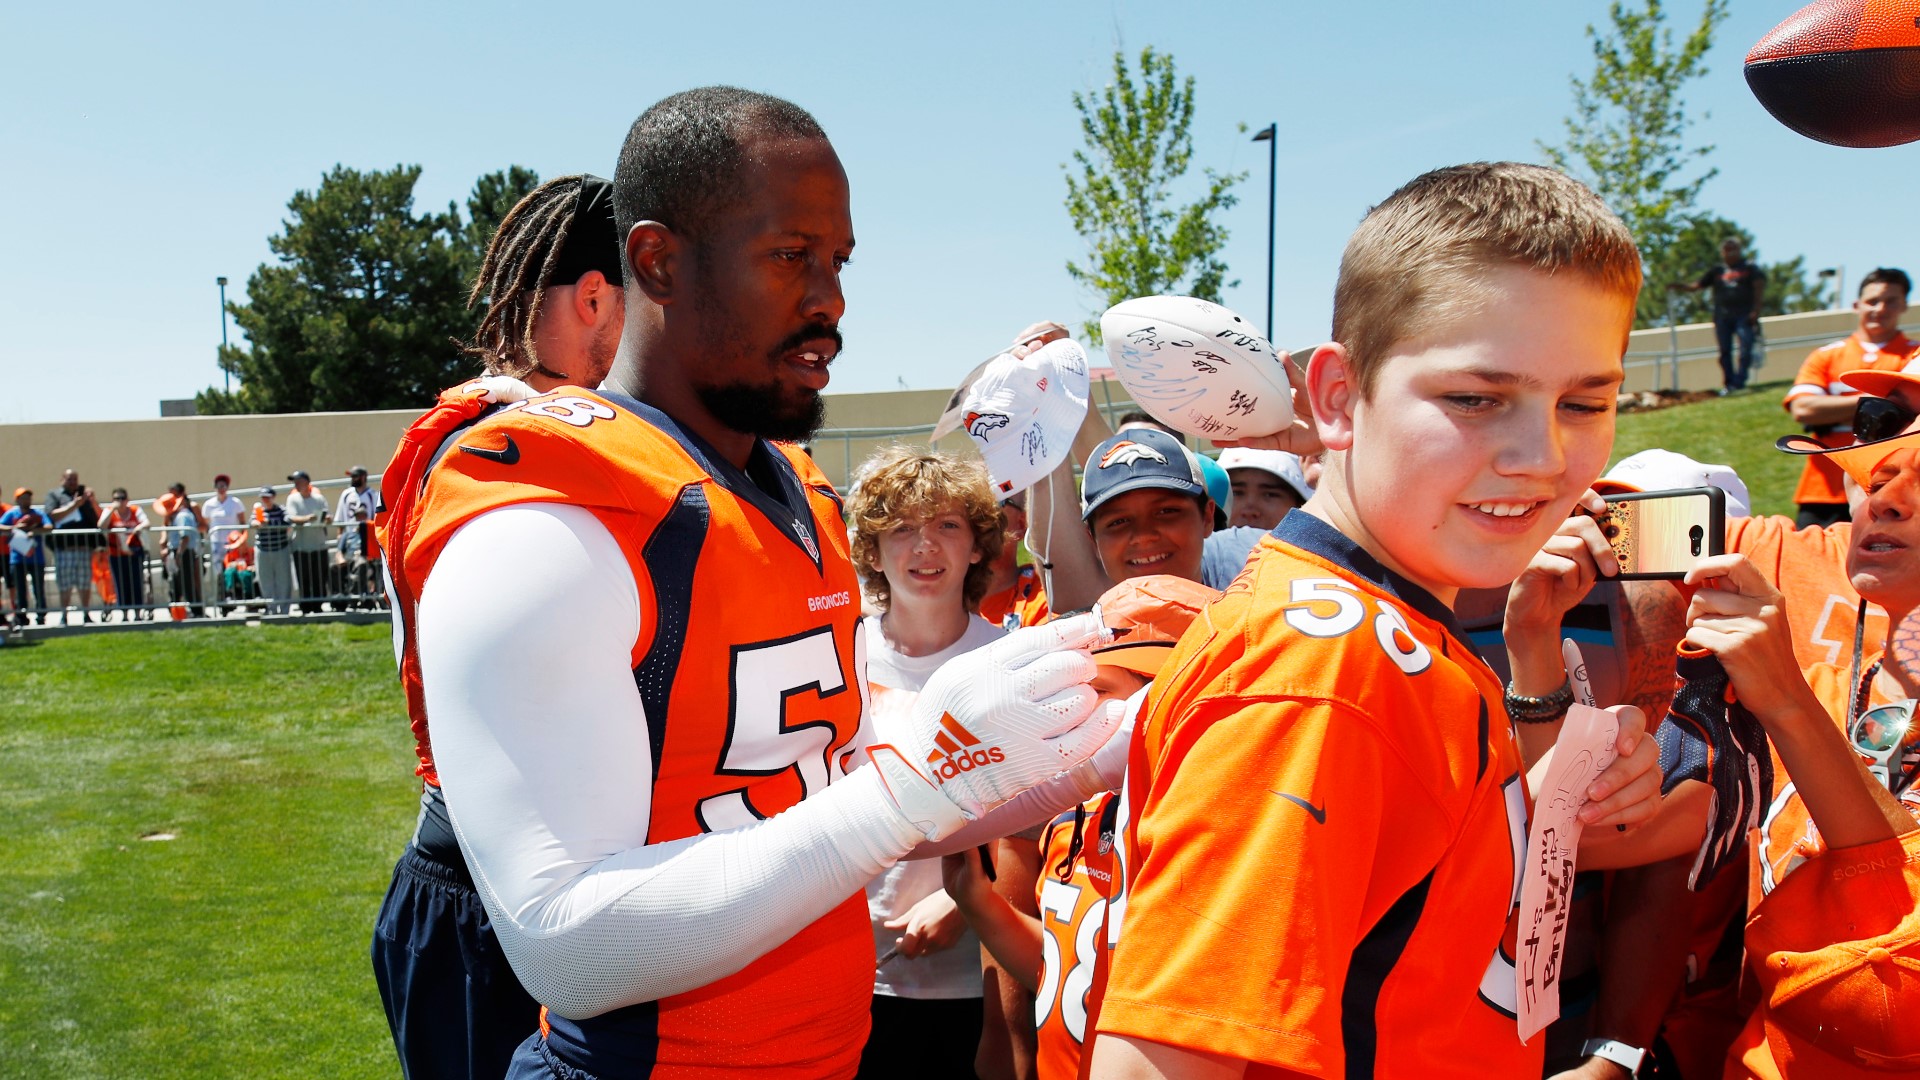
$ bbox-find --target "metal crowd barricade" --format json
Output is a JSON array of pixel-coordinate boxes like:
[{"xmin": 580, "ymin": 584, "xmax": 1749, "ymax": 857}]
[{"xmin": 3, "ymin": 503, "xmax": 390, "ymax": 631}]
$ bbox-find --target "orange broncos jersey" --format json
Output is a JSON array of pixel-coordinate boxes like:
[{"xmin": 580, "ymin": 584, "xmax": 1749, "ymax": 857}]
[
  {"xmin": 403, "ymin": 388, "xmax": 872, "ymax": 1078},
  {"xmin": 376, "ymin": 378, "xmax": 516, "ymax": 786},
  {"xmin": 1727, "ymin": 514, "xmax": 1887, "ymax": 671},
  {"xmin": 981, "ymin": 563, "xmax": 1050, "ymax": 632},
  {"xmin": 1033, "ymin": 792, "xmax": 1119, "ymax": 1080},
  {"xmin": 1098, "ymin": 514, "xmax": 1539, "ymax": 1079}
]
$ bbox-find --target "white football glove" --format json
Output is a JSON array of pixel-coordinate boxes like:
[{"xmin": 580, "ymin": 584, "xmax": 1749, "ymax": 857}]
[
  {"xmin": 1064, "ymin": 684, "xmax": 1146, "ymax": 799},
  {"xmin": 868, "ymin": 611, "xmax": 1117, "ymax": 839},
  {"xmin": 463, "ymin": 375, "xmax": 541, "ymax": 404}
]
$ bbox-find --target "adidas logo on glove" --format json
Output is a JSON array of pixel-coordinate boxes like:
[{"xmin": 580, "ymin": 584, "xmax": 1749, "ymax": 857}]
[{"xmin": 925, "ymin": 714, "xmax": 1006, "ymax": 779}]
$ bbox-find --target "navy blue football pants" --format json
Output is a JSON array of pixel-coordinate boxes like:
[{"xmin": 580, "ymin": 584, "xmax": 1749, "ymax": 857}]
[{"xmin": 372, "ymin": 809, "xmax": 540, "ymax": 1079}]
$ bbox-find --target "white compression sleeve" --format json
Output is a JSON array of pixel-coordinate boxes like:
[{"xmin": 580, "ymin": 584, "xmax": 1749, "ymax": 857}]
[{"xmin": 419, "ymin": 504, "xmax": 925, "ymax": 1019}]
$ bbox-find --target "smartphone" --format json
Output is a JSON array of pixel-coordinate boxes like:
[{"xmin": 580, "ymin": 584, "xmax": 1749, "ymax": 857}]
[{"xmin": 1596, "ymin": 487, "xmax": 1726, "ymax": 580}]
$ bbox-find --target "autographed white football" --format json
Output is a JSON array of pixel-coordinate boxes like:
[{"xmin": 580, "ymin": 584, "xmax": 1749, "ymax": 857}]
[{"xmin": 1100, "ymin": 296, "xmax": 1293, "ymax": 441}]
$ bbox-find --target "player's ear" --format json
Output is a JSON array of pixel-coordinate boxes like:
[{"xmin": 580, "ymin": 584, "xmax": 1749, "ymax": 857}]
[
  {"xmin": 623, "ymin": 222, "xmax": 677, "ymax": 305},
  {"xmin": 1307, "ymin": 342, "xmax": 1357, "ymax": 453},
  {"xmin": 572, "ymin": 271, "xmax": 618, "ymax": 324}
]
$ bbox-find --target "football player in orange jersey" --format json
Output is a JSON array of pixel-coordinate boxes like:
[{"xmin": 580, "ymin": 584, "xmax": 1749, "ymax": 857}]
[
  {"xmin": 392, "ymin": 88, "xmax": 1124, "ymax": 1080},
  {"xmin": 1087, "ymin": 164, "xmax": 1664, "ymax": 1080},
  {"xmin": 371, "ymin": 173, "xmax": 628, "ymax": 1080}
]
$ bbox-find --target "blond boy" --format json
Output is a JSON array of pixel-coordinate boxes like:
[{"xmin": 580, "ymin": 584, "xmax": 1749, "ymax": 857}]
[{"xmin": 1088, "ymin": 163, "xmax": 1664, "ymax": 1079}]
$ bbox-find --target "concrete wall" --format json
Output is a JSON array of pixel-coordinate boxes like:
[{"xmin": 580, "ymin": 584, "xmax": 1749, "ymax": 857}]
[
  {"xmin": 0, "ymin": 410, "xmax": 417, "ymax": 507},
  {"xmin": 3, "ymin": 308, "xmax": 1897, "ymax": 501}
]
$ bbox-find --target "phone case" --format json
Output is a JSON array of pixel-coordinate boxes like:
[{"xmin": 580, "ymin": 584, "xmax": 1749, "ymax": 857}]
[{"xmin": 1598, "ymin": 486, "xmax": 1727, "ymax": 580}]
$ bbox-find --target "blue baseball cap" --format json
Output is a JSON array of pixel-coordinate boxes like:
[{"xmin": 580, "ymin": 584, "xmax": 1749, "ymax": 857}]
[{"xmin": 1081, "ymin": 428, "xmax": 1211, "ymax": 520}]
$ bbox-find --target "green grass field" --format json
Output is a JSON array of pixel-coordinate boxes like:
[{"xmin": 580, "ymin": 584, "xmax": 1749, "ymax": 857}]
[
  {"xmin": 0, "ymin": 623, "xmax": 415, "ymax": 1078},
  {"xmin": 0, "ymin": 383, "xmax": 1812, "ymax": 1077},
  {"xmin": 1610, "ymin": 379, "xmax": 1803, "ymax": 520}
]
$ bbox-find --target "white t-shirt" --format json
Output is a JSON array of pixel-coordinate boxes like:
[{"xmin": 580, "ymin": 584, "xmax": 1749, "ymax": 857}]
[
  {"xmin": 863, "ymin": 612, "xmax": 1006, "ymax": 1000},
  {"xmin": 202, "ymin": 495, "xmax": 245, "ymax": 552}
]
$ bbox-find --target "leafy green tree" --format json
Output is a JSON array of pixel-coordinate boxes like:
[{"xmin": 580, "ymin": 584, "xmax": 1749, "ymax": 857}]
[
  {"xmin": 457, "ymin": 166, "xmax": 543, "ymax": 282},
  {"xmin": 1064, "ymin": 47, "xmax": 1245, "ymax": 341},
  {"xmin": 1539, "ymin": 0, "xmax": 1729, "ymax": 328},
  {"xmin": 201, "ymin": 165, "xmax": 477, "ymax": 414},
  {"xmin": 1648, "ymin": 214, "xmax": 1833, "ymax": 325}
]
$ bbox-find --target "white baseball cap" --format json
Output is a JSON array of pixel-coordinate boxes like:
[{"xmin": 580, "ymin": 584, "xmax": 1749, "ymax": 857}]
[
  {"xmin": 1215, "ymin": 447, "xmax": 1313, "ymax": 503},
  {"xmin": 1600, "ymin": 449, "xmax": 1751, "ymax": 518},
  {"xmin": 959, "ymin": 338, "xmax": 1091, "ymax": 498}
]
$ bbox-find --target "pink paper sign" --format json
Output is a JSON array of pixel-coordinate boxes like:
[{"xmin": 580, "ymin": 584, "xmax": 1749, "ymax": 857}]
[{"xmin": 1515, "ymin": 700, "xmax": 1618, "ymax": 1042}]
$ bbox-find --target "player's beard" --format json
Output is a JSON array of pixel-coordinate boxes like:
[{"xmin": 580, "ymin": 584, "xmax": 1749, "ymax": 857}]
[
  {"xmin": 697, "ymin": 380, "xmax": 825, "ymax": 444},
  {"xmin": 694, "ymin": 324, "xmax": 841, "ymax": 444}
]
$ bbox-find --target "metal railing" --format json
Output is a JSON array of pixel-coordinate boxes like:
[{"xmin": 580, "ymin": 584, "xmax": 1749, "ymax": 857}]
[{"xmin": 3, "ymin": 520, "xmax": 387, "ymax": 628}]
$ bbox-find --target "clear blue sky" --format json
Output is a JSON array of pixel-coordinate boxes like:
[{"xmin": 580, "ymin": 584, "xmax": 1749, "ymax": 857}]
[{"xmin": 3, "ymin": 0, "xmax": 1915, "ymax": 424}]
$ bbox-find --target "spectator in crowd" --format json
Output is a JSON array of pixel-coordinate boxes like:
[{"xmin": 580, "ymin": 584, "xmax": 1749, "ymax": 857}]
[
  {"xmin": 100, "ymin": 487, "xmax": 149, "ymax": 622},
  {"xmin": 157, "ymin": 485, "xmax": 204, "ymax": 619},
  {"xmin": 335, "ymin": 465, "xmax": 380, "ymax": 523},
  {"xmin": 335, "ymin": 466, "xmax": 380, "ymax": 603},
  {"xmin": 977, "ymin": 489, "xmax": 1048, "ymax": 631},
  {"xmin": 337, "ymin": 502, "xmax": 374, "ymax": 603},
  {"xmin": 202, "ymin": 474, "xmax": 245, "ymax": 613},
  {"xmin": 44, "ymin": 469, "xmax": 99, "ymax": 625},
  {"xmin": 1216, "ymin": 447, "xmax": 1313, "ymax": 530},
  {"xmin": 1783, "ymin": 267, "xmax": 1916, "ymax": 528},
  {"xmin": 1077, "ymin": 427, "xmax": 1217, "ymax": 588},
  {"xmin": 1672, "ymin": 236, "xmax": 1767, "ymax": 394},
  {"xmin": 845, "ymin": 445, "xmax": 1007, "ymax": 1080},
  {"xmin": 283, "ymin": 470, "xmax": 331, "ymax": 614},
  {"xmin": 3, "ymin": 488, "xmax": 48, "ymax": 626},
  {"xmin": 252, "ymin": 486, "xmax": 292, "ymax": 616},
  {"xmin": 945, "ymin": 575, "xmax": 1220, "ymax": 1080},
  {"xmin": 221, "ymin": 526, "xmax": 256, "ymax": 606}
]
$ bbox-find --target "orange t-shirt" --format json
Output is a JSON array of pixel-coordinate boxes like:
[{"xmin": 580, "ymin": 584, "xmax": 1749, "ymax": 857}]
[
  {"xmin": 1728, "ymin": 660, "xmax": 1920, "ymax": 1078},
  {"xmin": 405, "ymin": 388, "xmax": 872, "ymax": 1077},
  {"xmin": 1782, "ymin": 334, "xmax": 1919, "ymax": 506},
  {"xmin": 1097, "ymin": 514, "xmax": 1539, "ymax": 1078},
  {"xmin": 1033, "ymin": 793, "xmax": 1119, "ymax": 1080},
  {"xmin": 1725, "ymin": 515, "xmax": 1887, "ymax": 671}
]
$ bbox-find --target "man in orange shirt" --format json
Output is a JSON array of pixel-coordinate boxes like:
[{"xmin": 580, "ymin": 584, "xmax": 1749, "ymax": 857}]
[{"xmin": 1782, "ymin": 268, "xmax": 1915, "ymax": 528}]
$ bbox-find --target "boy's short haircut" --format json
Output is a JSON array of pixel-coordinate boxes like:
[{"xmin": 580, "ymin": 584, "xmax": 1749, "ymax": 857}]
[
  {"xmin": 847, "ymin": 445, "xmax": 1006, "ymax": 613},
  {"xmin": 1333, "ymin": 161, "xmax": 1642, "ymax": 399},
  {"xmin": 1858, "ymin": 267, "xmax": 1911, "ymax": 299}
]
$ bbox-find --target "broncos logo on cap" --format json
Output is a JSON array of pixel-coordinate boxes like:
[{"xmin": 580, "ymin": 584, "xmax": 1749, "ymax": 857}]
[
  {"xmin": 966, "ymin": 411, "xmax": 1012, "ymax": 438},
  {"xmin": 1098, "ymin": 440, "xmax": 1169, "ymax": 469}
]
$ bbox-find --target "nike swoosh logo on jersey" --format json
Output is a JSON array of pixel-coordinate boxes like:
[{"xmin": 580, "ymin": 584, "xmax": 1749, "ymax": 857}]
[
  {"xmin": 1271, "ymin": 791, "xmax": 1326, "ymax": 824},
  {"xmin": 458, "ymin": 434, "xmax": 520, "ymax": 466}
]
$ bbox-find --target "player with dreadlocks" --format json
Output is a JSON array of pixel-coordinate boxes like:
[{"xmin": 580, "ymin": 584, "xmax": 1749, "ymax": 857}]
[
  {"xmin": 464, "ymin": 172, "xmax": 627, "ymax": 389},
  {"xmin": 369, "ymin": 172, "xmax": 624, "ymax": 1080}
]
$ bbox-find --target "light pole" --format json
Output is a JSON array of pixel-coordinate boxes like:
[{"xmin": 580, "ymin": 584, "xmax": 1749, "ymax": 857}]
[
  {"xmin": 215, "ymin": 276, "xmax": 232, "ymax": 393},
  {"xmin": 1251, "ymin": 122, "xmax": 1276, "ymax": 342},
  {"xmin": 1818, "ymin": 265, "xmax": 1845, "ymax": 310}
]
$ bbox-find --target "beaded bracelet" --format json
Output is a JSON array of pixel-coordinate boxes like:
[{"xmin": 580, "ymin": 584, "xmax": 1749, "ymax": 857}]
[{"xmin": 1505, "ymin": 679, "xmax": 1574, "ymax": 724}]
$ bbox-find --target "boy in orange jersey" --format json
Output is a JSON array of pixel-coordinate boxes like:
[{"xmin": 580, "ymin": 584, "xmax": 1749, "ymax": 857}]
[
  {"xmin": 945, "ymin": 576, "xmax": 1220, "ymax": 1080},
  {"xmin": 1086, "ymin": 163, "xmax": 1665, "ymax": 1080}
]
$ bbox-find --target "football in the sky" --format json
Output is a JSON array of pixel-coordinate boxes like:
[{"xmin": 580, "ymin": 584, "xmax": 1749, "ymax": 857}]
[
  {"xmin": 1744, "ymin": 0, "xmax": 1920, "ymax": 147},
  {"xmin": 1100, "ymin": 296, "xmax": 1294, "ymax": 441}
]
